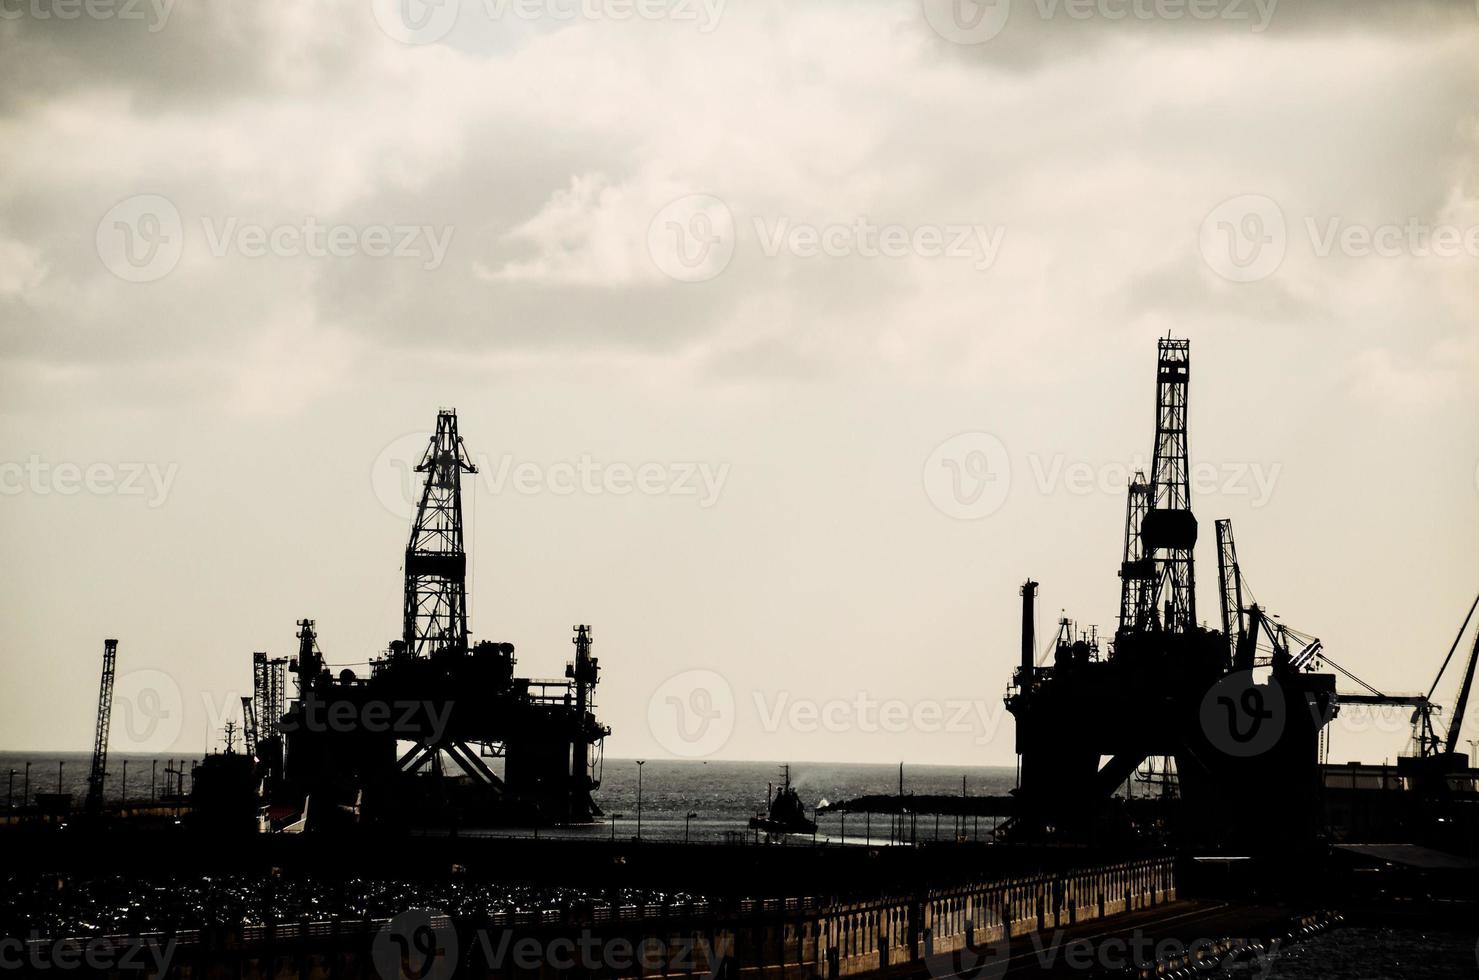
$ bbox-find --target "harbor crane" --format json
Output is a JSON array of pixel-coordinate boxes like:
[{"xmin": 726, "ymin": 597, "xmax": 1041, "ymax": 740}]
[{"xmin": 84, "ymin": 639, "xmax": 118, "ymax": 815}]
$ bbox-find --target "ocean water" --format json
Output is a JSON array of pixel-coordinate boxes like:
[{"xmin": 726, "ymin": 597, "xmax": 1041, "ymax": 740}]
[
  {"xmin": 504, "ymin": 758, "xmax": 1019, "ymax": 843},
  {"xmin": 0, "ymin": 752, "xmax": 1017, "ymax": 843}
]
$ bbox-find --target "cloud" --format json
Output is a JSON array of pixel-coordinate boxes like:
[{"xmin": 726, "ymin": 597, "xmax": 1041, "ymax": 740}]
[{"xmin": 0, "ymin": 0, "xmax": 1477, "ymax": 408}]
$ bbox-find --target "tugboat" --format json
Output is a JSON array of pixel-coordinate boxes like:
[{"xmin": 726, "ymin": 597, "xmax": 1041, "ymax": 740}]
[{"xmin": 748, "ymin": 765, "xmax": 817, "ymax": 835}]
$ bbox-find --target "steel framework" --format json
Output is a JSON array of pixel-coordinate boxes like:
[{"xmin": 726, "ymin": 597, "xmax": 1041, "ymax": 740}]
[
  {"xmin": 85, "ymin": 639, "xmax": 118, "ymax": 814},
  {"xmin": 403, "ymin": 410, "xmax": 478, "ymax": 657},
  {"xmin": 1117, "ymin": 471, "xmax": 1153, "ymax": 634},
  {"xmin": 1143, "ymin": 338, "xmax": 1197, "ymax": 633}
]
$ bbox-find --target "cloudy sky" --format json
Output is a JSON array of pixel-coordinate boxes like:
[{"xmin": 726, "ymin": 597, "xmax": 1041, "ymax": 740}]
[{"xmin": 1, "ymin": 0, "xmax": 1476, "ymax": 769}]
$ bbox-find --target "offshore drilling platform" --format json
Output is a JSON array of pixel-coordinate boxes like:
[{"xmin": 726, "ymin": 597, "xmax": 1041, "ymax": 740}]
[
  {"xmin": 215, "ymin": 410, "xmax": 611, "ymax": 831},
  {"xmin": 1005, "ymin": 338, "xmax": 1478, "ymax": 848}
]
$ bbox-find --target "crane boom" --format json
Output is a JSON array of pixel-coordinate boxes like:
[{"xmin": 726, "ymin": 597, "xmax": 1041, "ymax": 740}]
[
  {"xmin": 1215, "ymin": 519, "xmax": 1244, "ymax": 666},
  {"xmin": 1444, "ymin": 615, "xmax": 1479, "ymax": 756},
  {"xmin": 85, "ymin": 639, "xmax": 118, "ymax": 814}
]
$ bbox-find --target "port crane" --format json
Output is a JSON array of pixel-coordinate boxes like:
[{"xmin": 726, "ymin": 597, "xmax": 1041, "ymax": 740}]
[
  {"xmin": 1218, "ymin": 523, "xmax": 1479, "ymax": 765},
  {"xmin": 84, "ymin": 639, "xmax": 118, "ymax": 815}
]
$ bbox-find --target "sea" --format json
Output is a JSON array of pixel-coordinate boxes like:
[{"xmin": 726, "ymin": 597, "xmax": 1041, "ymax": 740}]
[{"xmin": 0, "ymin": 752, "xmax": 1017, "ymax": 844}]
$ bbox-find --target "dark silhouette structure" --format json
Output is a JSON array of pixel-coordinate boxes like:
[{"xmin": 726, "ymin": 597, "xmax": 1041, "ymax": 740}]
[
  {"xmin": 84, "ymin": 639, "xmax": 117, "ymax": 816},
  {"xmin": 1006, "ymin": 338, "xmax": 1338, "ymax": 846},
  {"xmin": 263, "ymin": 410, "xmax": 610, "ymax": 830}
]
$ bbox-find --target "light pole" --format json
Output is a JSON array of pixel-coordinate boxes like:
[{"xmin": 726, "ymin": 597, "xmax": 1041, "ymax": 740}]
[
  {"xmin": 23, "ymin": 763, "xmax": 30, "ymax": 810},
  {"xmin": 57, "ymin": 761, "xmax": 64, "ymax": 796},
  {"xmin": 151, "ymin": 760, "xmax": 157, "ymax": 800},
  {"xmin": 685, "ymin": 811, "xmax": 697, "ymax": 844},
  {"xmin": 635, "ymin": 761, "xmax": 645, "ymax": 841},
  {"xmin": 610, "ymin": 813, "xmax": 622, "ymax": 841}
]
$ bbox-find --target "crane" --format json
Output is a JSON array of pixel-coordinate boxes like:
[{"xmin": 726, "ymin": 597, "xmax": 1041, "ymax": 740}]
[
  {"xmin": 84, "ymin": 639, "xmax": 118, "ymax": 815},
  {"xmin": 1213, "ymin": 518, "xmax": 1322, "ymax": 672},
  {"xmin": 1428, "ymin": 592, "xmax": 1479, "ymax": 759},
  {"xmin": 241, "ymin": 695, "xmax": 258, "ymax": 757}
]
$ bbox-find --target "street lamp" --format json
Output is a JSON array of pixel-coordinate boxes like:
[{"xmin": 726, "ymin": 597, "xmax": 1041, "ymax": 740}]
[
  {"xmin": 685, "ymin": 811, "xmax": 698, "ymax": 844},
  {"xmin": 635, "ymin": 760, "xmax": 645, "ymax": 841},
  {"xmin": 609, "ymin": 813, "xmax": 622, "ymax": 841},
  {"xmin": 7, "ymin": 769, "xmax": 14, "ymax": 812}
]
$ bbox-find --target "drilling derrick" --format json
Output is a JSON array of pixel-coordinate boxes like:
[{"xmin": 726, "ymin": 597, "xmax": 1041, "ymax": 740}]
[
  {"xmin": 404, "ymin": 410, "xmax": 477, "ymax": 658},
  {"xmin": 85, "ymin": 639, "xmax": 118, "ymax": 815},
  {"xmin": 253, "ymin": 653, "xmax": 287, "ymax": 735},
  {"xmin": 1117, "ymin": 472, "xmax": 1153, "ymax": 636},
  {"xmin": 1143, "ymin": 338, "xmax": 1196, "ymax": 633}
]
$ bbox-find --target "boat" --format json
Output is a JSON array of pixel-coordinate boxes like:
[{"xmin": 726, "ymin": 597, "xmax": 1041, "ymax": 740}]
[{"xmin": 748, "ymin": 765, "xmax": 817, "ymax": 835}]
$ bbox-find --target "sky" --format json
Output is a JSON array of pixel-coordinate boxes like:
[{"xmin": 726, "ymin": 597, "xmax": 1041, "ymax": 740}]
[{"xmin": 0, "ymin": 0, "xmax": 1477, "ymax": 769}]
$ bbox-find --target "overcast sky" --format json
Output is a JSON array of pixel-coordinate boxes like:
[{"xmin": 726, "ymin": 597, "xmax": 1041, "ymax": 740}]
[{"xmin": 1, "ymin": 0, "xmax": 1476, "ymax": 769}]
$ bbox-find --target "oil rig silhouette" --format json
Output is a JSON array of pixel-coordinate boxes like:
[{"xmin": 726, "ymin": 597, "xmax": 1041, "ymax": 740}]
[
  {"xmin": 217, "ymin": 410, "xmax": 611, "ymax": 831},
  {"xmin": 1005, "ymin": 338, "xmax": 1478, "ymax": 847}
]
